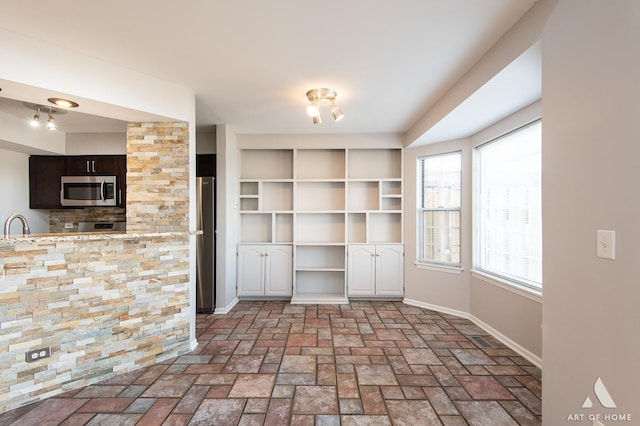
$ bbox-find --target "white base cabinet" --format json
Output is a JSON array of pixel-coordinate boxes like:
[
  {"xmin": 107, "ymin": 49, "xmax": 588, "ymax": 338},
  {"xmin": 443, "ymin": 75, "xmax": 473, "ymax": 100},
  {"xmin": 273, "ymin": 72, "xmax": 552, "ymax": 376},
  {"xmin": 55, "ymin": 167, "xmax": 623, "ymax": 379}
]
[
  {"xmin": 347, "ymin": 244, "xmax": 404, "ymax": 297},
  {"xmin": 237, "ymin": 245, "xmax": 293, "ymax": 297}
]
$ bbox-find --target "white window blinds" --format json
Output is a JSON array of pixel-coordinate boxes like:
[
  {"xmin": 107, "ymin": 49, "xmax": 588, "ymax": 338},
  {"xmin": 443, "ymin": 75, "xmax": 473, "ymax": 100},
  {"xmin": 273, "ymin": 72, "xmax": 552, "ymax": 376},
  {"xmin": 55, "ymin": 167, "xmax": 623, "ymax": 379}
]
[{"xmin": 477, "ymin": 121, "xmax": 542, "ymax": 290}]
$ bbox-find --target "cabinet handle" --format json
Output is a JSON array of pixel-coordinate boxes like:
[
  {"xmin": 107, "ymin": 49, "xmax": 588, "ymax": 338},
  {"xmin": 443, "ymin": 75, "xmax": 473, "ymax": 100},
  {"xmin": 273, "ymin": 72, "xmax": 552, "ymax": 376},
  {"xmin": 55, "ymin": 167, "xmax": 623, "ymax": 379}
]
[
  {"xmin": 118, "ymin": 189, "xmax": 122, "ymax": 205},
  {"xmin": 86, "ymin": 160, "xmax": 90, "ymax": 173},
  {"xmin": 92, "ymin": 160, "xmax": 96, "ymax": 173}
]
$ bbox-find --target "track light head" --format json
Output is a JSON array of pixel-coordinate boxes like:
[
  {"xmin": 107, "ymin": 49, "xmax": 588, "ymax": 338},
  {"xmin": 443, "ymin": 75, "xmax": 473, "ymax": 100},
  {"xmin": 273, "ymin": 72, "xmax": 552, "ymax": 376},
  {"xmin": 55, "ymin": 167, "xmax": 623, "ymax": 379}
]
[
  {"xmin": 47, "ymin": 109, "xmax": 56, "ymax": 130},
  {"xmin": 30, "ymin": 108, "xmax": 41, "ymax": 127},
  {"xmin": 331, "ymin": 104, "xmax": 344, "ymax": 122}
]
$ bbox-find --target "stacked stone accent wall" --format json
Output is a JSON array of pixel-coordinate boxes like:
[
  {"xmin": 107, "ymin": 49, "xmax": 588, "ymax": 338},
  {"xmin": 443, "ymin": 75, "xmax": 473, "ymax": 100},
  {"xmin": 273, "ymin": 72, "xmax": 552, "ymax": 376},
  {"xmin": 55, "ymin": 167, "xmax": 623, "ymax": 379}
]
[
  {"xmin": 126, "ymin": 122, "xmax": 189, "ymax": 233},
  {"xmin": 0, "ymin": 120, "xmax": 192, "ymax": 413},
  {"xmin": 0, "ymin": 234, "xmax": 190, "ymax": 412},
  {"xmin": 49, "ymin": 207, "xmax": 126, "ymax": 233}
]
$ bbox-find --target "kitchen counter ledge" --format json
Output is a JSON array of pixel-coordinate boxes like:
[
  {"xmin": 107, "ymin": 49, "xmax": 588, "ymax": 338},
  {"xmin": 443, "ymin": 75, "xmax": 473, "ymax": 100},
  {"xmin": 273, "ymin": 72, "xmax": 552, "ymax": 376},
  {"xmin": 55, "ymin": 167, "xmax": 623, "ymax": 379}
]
[{"xmin": 0, "ymin": 230, "xmax": 202, "ymax": 247}]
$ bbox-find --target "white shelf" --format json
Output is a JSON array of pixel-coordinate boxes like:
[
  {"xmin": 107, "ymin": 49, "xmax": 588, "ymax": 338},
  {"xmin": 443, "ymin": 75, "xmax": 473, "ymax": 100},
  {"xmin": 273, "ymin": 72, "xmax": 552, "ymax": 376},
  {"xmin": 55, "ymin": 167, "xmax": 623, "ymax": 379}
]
[
  {"xmin": 238, "ymin": 147, "xmax": 403, "ymax": 301},
  {"xmin": 291, "ymin": 293, "xmax": 349, "ymax": 304}
]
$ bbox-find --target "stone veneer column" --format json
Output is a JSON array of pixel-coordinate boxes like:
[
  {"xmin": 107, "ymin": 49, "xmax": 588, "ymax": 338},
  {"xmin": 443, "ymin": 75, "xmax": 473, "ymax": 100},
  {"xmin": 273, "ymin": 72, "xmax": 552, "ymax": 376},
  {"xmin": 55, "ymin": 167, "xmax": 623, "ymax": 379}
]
[{"xmin": 126, "ymin": 122, "xmax": 189, "ymax": 233}]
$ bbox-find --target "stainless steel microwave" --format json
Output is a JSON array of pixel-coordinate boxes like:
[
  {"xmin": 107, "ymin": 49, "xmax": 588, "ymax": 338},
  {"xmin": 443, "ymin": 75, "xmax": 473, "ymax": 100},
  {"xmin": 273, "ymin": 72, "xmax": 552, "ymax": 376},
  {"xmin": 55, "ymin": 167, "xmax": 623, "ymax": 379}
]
[{"xmin": 61, "ymin": 175, "xmax": 117, "ymax": 207}]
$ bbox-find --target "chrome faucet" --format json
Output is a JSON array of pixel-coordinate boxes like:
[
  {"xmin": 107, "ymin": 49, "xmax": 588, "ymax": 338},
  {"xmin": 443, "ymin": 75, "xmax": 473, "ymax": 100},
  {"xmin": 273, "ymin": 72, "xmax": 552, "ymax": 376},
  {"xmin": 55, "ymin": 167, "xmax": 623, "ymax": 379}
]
[{"xmin": 4, "ymin": 214, "xmax": 31, "ymax": 236}]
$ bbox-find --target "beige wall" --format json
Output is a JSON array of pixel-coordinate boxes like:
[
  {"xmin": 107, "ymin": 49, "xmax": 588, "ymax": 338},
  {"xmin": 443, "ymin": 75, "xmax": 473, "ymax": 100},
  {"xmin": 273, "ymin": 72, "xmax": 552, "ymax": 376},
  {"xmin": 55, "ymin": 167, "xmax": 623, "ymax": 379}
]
[
  {"xmin": 403, "ymin": 139, "xmax": 471, "ymax": 314},
  {"xmin": 542, "ymin": 0, "xmax": 640, "ymax": 422},
  {"xmin": 403, "ymin": 103, "xmax": 543, "ymax": 364}
]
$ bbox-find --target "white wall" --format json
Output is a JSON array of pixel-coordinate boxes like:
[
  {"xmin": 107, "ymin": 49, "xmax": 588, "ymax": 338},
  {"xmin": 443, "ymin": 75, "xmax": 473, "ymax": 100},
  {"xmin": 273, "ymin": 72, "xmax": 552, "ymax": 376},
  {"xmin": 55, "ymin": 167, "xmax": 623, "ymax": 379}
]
[
  {"xmin": 0, "ymin": 148, "xmax": 49, "ymax": 234},
  {"xmin": 542, "ymin": 0, "xmax": 640, "ymax": 423},
  {"xmin": 215, "ymin": 125, "xmax": 239, "ymax": 312},
  {"xmin": 65, "ymin": 133, "xmax": 126, "ymax": 155}
]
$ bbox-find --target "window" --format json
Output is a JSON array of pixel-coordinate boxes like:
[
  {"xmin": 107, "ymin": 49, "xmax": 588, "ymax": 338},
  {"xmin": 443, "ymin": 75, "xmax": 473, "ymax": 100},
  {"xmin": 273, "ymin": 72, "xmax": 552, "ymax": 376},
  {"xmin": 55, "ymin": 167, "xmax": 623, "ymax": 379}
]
[
  {"xmin": 417, "ymin": 151, "xmax": 462, "ymax": 266},
  {"xmin": 476, "ymin": 121, "xmax": 542, "ymax": 291}
]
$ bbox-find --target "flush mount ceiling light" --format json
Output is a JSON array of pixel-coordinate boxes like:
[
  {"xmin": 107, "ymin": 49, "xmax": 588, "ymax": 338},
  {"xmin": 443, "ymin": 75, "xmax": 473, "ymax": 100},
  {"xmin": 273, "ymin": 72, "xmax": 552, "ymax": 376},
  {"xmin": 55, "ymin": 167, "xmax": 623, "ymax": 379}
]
[
  {"xmin": 305, "ymin": 88, "xmax": 344, "ymax": 124},
  {"xmin": 48, "ymin": 97, "xmax": 79, "ymax": 108},
  {"xmin": 23, "ymin": 102, "xmax": 67, "ymax": 130}
]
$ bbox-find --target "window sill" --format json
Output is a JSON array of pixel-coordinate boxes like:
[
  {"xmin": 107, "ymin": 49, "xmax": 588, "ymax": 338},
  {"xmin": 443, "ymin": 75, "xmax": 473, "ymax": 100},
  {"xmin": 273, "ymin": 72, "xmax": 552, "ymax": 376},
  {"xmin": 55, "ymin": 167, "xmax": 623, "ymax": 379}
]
[
  {"xmin": 414, "ymin": 262, "xmax": 463, "ymax": 275},
  {"xmin": 471, "ymin": 269, "xmax": 542, "ymax": 303}
]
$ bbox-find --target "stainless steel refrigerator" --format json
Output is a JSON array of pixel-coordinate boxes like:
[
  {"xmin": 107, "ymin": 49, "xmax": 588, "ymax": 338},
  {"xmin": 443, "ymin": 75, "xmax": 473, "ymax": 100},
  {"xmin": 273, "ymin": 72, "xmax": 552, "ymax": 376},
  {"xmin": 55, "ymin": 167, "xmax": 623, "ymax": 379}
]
[{"xmin": 196, "ymin": 177, "xmax": 216, "ymax": 313}]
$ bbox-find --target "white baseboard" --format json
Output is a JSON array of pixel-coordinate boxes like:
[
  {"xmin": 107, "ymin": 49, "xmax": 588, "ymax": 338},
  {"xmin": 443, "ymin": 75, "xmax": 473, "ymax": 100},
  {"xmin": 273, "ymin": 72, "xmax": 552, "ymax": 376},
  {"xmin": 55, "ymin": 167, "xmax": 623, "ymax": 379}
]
[
  {"xmin": 214, "ymin": 297, "xmax": 239, "ymax": 314},
  {"xmin": 403, "ymin": 298, "xmax": 471, "ymax": 320},
  {"xmin": 403, "ymin": 298, "xmax": 542, "ymax": 369},
  {"xmin": 189, "ymin": 338, "xmax": 199, "ymax": 352}
]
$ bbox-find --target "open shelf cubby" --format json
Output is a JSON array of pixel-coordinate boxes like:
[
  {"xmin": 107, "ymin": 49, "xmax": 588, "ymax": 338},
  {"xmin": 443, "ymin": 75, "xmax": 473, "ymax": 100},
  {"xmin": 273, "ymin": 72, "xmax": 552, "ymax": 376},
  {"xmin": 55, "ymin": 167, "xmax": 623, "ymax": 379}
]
[
  {"xmin": 381, "ymin": 180, "xmax": 402, "ymax": 195},
  {"xmin": 263, "ymin": 182, "xmax": 293, "ymax": 211},
  {"xmin": 240, "ymin": 213, "xmax": 272, "ymax": 243},
  {"xmin": 348, "ymin": 149, "xmax": 401, "ymax": 179},
  {"xmin": 296, "ymin": 245, "xmax": 345, "ymax": 271},
  {"xmin": 369, "ymin": 212, "xmax": 402, "ymax": 243},
  {"xmin": 241, "ymin": 149, "xmax": 293, "ymax": 179},
  {"xmin": 275, "ymin": 213, "xmax": 293, "ymax": 243},
  {"xmin": 348, "ymin": 181, "xmax": 379, "ymax": 211},
  {"xmin": 294, "ymin": 271, "xmax": 346, "ymax": 299},
  {"xmin": 347, "ymin": 213, "xmax": 366, "ymax": 243},
  {"xmin": 240, "ymin": 198, "xmax": 259, "ymax": 211},
  {"xmin": 240, "ymin": 181, "xmax": 259, "ymax": 196},
  {"xmin": 297, "ymin": 182, "xmax": 345, "ymax": 211},
  {"xmin": 297, "ymin": 149, "xmax": 345, "ymax": 180},
  {"xmin": 381, "ymin": 196, "xmax": 402, "ymax": 211},
  {"xmin": 296, "ymin": 213, "xmax": 345, "ymax": 244}
]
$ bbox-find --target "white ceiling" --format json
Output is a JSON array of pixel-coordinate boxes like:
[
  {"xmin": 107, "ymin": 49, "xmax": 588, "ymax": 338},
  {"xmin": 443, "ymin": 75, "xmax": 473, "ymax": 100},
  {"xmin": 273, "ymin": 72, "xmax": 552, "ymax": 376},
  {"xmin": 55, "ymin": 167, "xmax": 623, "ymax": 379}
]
[{"xmin": 0, "ymin": 0, "xmax": 538, "ymax": 136}]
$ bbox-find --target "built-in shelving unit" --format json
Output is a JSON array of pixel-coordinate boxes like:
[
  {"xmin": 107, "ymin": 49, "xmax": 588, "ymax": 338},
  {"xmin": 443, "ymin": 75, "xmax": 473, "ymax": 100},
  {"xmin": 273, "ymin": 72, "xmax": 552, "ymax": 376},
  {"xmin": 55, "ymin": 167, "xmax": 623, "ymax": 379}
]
[{"xmin": 238, "ymin": 147, "xmax": 403, "ymax": 304}]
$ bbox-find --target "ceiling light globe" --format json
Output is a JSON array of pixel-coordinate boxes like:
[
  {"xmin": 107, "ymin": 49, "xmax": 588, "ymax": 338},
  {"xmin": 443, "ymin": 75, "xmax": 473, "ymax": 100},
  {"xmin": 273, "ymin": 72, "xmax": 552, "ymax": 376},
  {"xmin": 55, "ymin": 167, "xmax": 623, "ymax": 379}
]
[
  {"xmin": 47, "ymin": 117, "xmax": 56, "ymax": 130},
  {"xmin": 30, "ymin": 115, "xmax": 40, "ymax": 127},
  {"xmin": 306, "ymin": 102, "xmax": 319, "ymax": 117},
  {"xmin": 312, "ymin": 115, "xmax": 322, "ymax": 124}
]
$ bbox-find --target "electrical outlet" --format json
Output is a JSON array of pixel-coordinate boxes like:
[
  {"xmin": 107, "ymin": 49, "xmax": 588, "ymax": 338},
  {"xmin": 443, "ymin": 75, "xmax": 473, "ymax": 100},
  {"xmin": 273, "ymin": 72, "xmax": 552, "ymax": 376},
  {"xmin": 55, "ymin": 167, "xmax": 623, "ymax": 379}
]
[
  {"xmin": 64, "ymin": 222, "xmax": 74, "ymax": 229},
  {"xmin": 25, "ymin": 347, "xmax": 51, "ymax": 363}
]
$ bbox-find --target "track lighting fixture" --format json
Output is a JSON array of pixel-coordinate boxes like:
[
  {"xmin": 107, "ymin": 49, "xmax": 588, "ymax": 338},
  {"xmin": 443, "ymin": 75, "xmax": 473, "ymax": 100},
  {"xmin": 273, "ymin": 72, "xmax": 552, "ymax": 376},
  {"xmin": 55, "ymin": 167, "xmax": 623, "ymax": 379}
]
[
  {"xmin": 305, "ymin": 88, "xmax": 344, "ymax": 124},
  {"xmin": 23, "ymin": 101, "xmax": 67, "ymax": 130}
]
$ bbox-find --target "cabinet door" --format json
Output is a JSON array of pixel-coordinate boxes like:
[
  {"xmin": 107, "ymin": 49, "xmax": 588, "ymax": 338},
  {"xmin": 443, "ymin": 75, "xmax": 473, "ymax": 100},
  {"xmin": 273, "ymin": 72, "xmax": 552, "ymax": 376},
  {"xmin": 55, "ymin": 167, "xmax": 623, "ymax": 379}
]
[
  {"xmin": 237, "ymin": 245, "xmax": 265, "ymax": 296},
  {"xmin": 375, "ymin": 245, "xmax": 404, "ymax": 296},
  {"xmin": 347, "ymin": 245, "xmax": 376, "ymax": 296},
  {"xmin": 29, "ymin": 156, "xmax": 65, "ymax": 209},
  {"xmin": 115, "ymin": 155, "xmax": 126, "ymax": 207},
  {"xmin": 65, "ymin": 156, "xmax": 119, "ymax": 174},
  {"xmin": 265, "ymin": 245, "xmax": 292, "ymax": 296}
]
